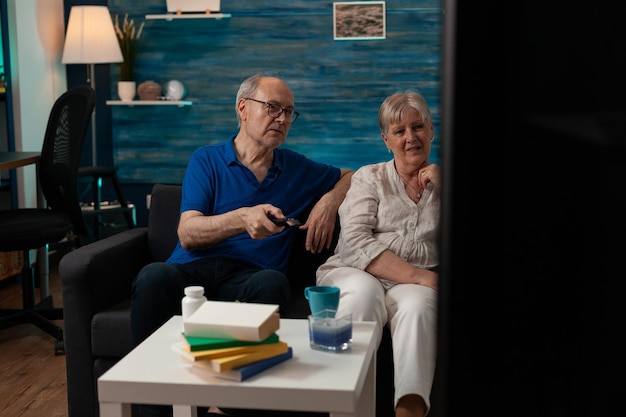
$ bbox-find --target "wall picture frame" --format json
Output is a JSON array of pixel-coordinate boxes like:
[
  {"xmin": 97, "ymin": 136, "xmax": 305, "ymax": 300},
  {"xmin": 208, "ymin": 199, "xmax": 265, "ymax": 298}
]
[
  {"xmin": 333, "ymin": 1, "xmax": 386, "ymax": 40},
  {"xmin": 166, "ymin": 0, "xmax": 221, "ymax": 13}
]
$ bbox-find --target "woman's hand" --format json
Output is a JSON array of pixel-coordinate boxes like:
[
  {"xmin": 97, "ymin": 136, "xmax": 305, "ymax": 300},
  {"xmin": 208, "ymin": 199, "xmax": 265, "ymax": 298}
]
[
  {"xmin": 415, "ymin": 268, "xmax": 438, "ymax": 291},
  {"xmin": 366, "ymin": 250, "xmax": 439, "ymax": 291},
  {"xmin": 418, "ymin": 164, "xmax": 441, "ymax": 191}
]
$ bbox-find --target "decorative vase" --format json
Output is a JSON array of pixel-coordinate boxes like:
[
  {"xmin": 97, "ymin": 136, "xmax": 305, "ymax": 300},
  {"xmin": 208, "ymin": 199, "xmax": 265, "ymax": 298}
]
[
  {"xmin": 118, "ymin": 81, "xmax": 136, "ymax": 102},
  {"xmin": 137, "ymin": 80, "xmax": 162, "ymax": 101}
]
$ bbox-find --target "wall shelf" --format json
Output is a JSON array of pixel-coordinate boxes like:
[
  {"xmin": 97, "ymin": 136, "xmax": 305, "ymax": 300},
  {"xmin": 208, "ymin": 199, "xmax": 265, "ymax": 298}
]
[
  {"xmin": 145, "ymin": 13, "xmax": 231, "ymax": 20},
  {"xmin": 106, "ymin": 100, "xmax": 192, "ymax": 107}
]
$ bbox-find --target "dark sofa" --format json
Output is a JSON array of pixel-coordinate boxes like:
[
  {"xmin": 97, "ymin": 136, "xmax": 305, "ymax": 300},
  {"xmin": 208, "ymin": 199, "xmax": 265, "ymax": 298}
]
[{"xmin": 60, "ymin": 183, "xmax": 397, "ymax": 417}]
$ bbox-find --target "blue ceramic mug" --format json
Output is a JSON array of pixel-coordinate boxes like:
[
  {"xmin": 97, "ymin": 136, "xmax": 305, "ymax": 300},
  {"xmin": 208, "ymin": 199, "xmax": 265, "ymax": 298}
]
[{"xmin": 304, "ymin": 286, "xmax": 340, "ymax": 315}]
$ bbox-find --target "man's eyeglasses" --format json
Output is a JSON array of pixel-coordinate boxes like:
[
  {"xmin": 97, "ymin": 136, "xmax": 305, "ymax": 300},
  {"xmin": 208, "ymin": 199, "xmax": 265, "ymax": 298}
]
[{"xmin": 244, "ymin": 97, "xmax": 299, "ymax": 123}]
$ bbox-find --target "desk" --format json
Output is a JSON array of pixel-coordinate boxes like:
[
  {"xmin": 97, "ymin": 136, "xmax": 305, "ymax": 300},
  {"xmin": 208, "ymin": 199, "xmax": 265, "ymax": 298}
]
[
  {"xmin": 0, "ymin": 152, "xmax": 42, "ymax": 211},
  {"xmin": 0, "ymin": 151, "xmax": 50, "ymax": 298},
  {"xmin": 0, "ymin": 151, "xmax": 40, "ymax": 170},
  {"xmin": 98, "ymin": 316, "xmax": 377, "ymax": 417}
]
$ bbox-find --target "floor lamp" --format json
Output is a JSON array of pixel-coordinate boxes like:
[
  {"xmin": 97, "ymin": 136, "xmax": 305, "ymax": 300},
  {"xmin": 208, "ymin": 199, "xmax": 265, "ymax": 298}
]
[
  {"xmin": 61, "ymin": 5, "xmax": 123, "ymax": 167},
  {"xmin": 61, "ymin": 6, "xmax": 135, "ymax": 239}
]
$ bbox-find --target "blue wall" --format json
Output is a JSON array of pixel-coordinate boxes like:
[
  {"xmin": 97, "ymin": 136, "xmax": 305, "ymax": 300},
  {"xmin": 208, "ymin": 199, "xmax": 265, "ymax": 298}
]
[{"xmin": 108, "ymin": 0, "xmax": 442, "ymax": 185}]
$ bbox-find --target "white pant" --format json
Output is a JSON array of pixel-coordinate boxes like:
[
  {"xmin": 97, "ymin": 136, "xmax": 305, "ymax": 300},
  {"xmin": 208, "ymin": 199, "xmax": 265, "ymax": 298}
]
[{"xmin": 318, "ymin": 267, "xmax": 437, "ymax": 413}]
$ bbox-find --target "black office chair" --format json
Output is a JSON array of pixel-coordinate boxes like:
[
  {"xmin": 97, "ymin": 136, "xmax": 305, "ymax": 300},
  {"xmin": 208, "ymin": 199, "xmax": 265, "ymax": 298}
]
[{"xmin": 0, "ymin": 85, "xmax": 95, "ymax": 354}]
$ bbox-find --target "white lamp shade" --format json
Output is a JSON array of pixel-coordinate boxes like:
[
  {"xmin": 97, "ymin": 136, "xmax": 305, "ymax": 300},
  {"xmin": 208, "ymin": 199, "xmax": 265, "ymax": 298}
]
[{"xmin": 62, "ymin": 6, "xmax": 123, "ymax": 64}]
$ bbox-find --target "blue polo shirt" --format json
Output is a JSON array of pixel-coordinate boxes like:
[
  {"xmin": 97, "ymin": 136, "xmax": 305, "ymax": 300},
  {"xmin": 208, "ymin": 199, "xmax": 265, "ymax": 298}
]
[{"xmin": 166, "ymin": 136, "xmax": 341, "ymax": 273}]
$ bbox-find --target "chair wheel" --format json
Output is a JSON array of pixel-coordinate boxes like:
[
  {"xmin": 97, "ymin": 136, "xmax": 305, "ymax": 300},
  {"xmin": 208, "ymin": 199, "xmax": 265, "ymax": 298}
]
[{"xmin": 54, "ymin": 340, "xmax": 65, "ymax": 355}]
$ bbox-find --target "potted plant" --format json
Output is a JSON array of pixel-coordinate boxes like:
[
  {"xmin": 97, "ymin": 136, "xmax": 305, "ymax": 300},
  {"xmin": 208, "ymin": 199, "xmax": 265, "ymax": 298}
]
[{"xmin": 114, "ymin": 14, "xmax": 144, "ymax": 101}]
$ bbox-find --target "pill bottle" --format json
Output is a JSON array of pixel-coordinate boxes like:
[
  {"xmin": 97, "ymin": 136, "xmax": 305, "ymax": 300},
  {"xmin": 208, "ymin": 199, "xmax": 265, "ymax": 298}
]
[{"xmin": 181, "ymin": 286, "xmax": 207, "ymax": 328}]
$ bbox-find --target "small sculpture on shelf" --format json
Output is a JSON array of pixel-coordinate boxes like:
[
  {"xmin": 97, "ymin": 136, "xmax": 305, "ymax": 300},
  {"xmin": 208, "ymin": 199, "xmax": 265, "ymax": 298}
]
[
  {"xmin": 138, "ymin": 80, "xmax": 162, "ymax": 101},
  {"xmin": 163, "ymin": 80, "xmax": 187, "ymax": 101}
]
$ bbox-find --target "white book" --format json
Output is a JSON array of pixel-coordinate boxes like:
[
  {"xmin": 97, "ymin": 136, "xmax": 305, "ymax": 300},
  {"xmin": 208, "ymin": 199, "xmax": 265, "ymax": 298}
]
[{"xmin": 183, "ymin": 301, "xmax": 280, "ymax": 342}]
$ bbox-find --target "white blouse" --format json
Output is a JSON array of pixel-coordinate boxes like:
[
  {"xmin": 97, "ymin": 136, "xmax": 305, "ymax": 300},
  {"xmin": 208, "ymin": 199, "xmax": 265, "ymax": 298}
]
[{"xmin": 317, "ymin": 159, "xmax": 440, "ymax": 281}]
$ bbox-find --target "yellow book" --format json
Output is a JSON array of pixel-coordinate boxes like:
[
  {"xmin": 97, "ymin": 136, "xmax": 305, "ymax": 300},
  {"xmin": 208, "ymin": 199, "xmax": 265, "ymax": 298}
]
[
  {"xmin": 190, "ymin": 347, "xmax": 293, "ymax": 382},
  {"xmin": 188, "ymin": 341, "xmax": 289, "ymax": 373},
  {"xmin": 173, "ymin": 340, "xmax": 285, "ymax": 362}
]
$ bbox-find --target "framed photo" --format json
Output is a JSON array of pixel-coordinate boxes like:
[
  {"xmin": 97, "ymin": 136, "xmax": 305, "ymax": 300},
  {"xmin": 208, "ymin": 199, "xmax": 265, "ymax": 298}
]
[{"xmin": 333, "ymin": 1, "xmax": 386, "ymax": 40}]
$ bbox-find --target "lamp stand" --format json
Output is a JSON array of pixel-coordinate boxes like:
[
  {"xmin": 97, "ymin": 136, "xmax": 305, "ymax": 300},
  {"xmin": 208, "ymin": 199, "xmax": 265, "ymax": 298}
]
[{"xmin": 88, "ymin": 63, "xmax": 97, "ymax": 166}]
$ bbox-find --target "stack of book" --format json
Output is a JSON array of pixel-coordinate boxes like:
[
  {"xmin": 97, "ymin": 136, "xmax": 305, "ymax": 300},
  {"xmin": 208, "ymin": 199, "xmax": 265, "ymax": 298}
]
[{"xmin": 173, "ymin": 301, "xmax": 292, "ymax": 381}]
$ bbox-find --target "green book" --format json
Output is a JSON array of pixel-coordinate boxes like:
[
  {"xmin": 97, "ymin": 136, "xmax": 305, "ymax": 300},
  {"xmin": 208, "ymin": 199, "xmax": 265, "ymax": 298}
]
[{"xmin": 181, "ymin": 332, "xmax": 279, "ymax": 352}]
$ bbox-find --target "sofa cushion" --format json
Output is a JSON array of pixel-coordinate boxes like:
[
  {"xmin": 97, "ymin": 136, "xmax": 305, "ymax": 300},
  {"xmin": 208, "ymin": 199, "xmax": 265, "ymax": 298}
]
[
  {"xmin": 148, "ymin": 184, "xmax": 182, "ymax": 262},
  {"xmin": 91, "ymin": 300, "xmax": 133, "ymax": 358}
]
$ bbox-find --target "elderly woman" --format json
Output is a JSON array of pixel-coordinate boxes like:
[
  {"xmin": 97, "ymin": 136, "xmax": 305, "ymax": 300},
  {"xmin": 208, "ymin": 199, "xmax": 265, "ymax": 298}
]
[{"xmin": 316, "ymin": 90, "xmax": 440, "ymax": 417}]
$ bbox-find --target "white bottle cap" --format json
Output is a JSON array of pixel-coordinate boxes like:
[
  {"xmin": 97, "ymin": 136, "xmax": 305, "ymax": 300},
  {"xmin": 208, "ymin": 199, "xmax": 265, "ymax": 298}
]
[{"xmin": 184, "ymin": 286, "xmax": 204, "ymax": 297}]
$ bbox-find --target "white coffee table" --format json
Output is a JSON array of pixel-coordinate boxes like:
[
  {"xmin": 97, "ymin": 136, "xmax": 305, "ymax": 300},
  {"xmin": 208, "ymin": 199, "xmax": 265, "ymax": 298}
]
[{"xmin": 98, "ymin": 316, "xmax": 378, "ymax": 417}]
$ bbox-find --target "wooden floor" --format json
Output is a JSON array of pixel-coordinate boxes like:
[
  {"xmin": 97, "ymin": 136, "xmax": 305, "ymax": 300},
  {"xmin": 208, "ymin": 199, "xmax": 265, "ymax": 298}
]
[{"xmin": 0, "ymin": 253, "xmax": 68, "ymax": 417}]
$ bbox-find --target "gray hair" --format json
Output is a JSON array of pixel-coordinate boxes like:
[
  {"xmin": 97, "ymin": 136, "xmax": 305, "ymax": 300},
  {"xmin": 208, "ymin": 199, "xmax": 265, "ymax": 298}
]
[
  {"xmin": 235, "ymin": 74, "xmax": 265, "ymax": 127},
  {"xmin": 378, "ymin": 90, "xmax": 432, "ymax": 136}
]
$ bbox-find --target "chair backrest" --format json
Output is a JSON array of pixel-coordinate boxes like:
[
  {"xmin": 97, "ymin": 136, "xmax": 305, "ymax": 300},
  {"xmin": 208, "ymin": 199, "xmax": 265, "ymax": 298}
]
[{"xmin": 39, "ymin": 85, "xmax": 96, "ymax": 237}]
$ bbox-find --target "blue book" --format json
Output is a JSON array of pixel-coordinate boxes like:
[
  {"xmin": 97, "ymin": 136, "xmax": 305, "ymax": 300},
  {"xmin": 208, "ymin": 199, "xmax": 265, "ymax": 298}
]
[{"xmin": 191, "ymin": 347, "xmax": 293, "ymax": 381}]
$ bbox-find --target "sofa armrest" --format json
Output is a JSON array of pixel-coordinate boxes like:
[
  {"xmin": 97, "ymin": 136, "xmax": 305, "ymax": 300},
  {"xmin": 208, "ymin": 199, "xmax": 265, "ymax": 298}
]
[
  {"xmin": 60, "ymin": 227, "xmax": 151, "ymax": 417},
  {"xmin": 60, "ymin": 227, "xmax": 151, "ymax": 313}
]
